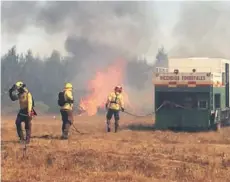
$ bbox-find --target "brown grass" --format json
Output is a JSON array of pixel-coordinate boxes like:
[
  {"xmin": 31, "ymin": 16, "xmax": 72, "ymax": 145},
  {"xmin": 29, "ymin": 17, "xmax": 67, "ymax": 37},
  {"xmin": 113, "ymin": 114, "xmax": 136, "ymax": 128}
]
[{"xmin": 1, "ymin": 114, "xmax": 230, "ymax": 182}]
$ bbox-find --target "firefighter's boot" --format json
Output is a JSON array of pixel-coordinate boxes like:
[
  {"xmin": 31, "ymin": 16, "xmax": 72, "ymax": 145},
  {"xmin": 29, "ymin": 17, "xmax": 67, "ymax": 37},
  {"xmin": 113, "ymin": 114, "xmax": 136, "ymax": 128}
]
[
  {"xmin": 106, "ymin": 120, "xmax": 111, "ymax": 132},
  {"xmin": 25, "ymin": 122, "xmax": 32, "ymax": 144},
  {"xmin": 16, "ymin": 124, "xmax": 24, "ymax": 142},
  {"xmin": 25, "ymin": 129, "xmax": 31, "ymax": 144},
  {"xmin": 62, "ymin": 123, "xmax": 70, "ymax": 140},
  {"xmin": 115, "ymin": 120, "xmax": 119, "ymax": 133},
  {"xmin": 61, "ymin": 122, "xmax": 65, "ymax": 139}
]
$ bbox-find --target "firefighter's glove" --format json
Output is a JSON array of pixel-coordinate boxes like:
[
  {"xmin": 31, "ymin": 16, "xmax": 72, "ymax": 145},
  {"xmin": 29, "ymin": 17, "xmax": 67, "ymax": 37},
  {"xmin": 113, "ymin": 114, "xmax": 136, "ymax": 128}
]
[
  {"xmin": 27, "ymin": 113, "xmax": 33, "ymax": 120},
  {"xmin": 121, "ymin": 107, "xmax": 125, "ymax": 112},
  {"xmin": 105, "ymin": 103, "xmax": 108, "ymax": 109}
]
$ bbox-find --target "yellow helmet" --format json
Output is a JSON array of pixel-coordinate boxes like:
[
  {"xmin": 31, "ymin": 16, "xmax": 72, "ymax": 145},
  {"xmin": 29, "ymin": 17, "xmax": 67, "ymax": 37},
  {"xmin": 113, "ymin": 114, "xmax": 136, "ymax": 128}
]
[
  {"xmin": 15, "ymin": 81, "xmax": 24, "ymax": 88},
  {"xmin": 115, "ymin": 85, "xmax": 122, "ymax": 93},
  {"xmin": 65, "ymin": 82, "xmax": 73, "ymax": 89}
]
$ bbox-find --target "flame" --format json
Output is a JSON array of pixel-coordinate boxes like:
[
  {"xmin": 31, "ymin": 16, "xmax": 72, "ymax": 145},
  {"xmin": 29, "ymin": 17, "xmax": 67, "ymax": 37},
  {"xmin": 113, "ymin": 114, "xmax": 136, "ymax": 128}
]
[{"xmin": 79, "ymin": 59, "xmax": 131, "ymax": 116}]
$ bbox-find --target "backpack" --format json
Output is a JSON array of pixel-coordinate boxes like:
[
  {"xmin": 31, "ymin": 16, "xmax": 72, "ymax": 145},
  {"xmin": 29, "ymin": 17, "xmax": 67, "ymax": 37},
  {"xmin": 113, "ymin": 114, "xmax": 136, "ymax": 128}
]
[
  {"xmin": 9, "ymin": 87, "xmax": 19, "ymax": 101},
  {"xmin": 58, "ymin": 91, "xmax": 66, "ymax": 107}
]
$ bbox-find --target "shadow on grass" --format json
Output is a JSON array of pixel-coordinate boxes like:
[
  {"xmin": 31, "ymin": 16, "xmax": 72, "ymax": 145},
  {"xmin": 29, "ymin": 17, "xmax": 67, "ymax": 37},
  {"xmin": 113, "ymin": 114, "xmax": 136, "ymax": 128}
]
[
  {"xmin": 123, "ymin": 123, "xmax": 230, "ymax": 133},
  {"xmin": 1, "ymin": 140, "xmax": 19, "ymax": 146},
  {"xmin": 2, "ymin": 180, "xmax": 24, "ymax": 182},
  {"xmin": 222, "ymin": 122, "xmax": 230, "ymax": 127},
  {"xmin": 162, "ymin": 127, "xmax": 211, "ymax": 133},
  {"xmin": 123, "ymin": 124, "xmax": 155, "ymax": 131},
  {"xmin": 31, "ymin": 134, "xmax": 60, "ymax": 140},
  {"xmin": 1, "ymin": 135, "xmax": 61, "ymax": 146}
]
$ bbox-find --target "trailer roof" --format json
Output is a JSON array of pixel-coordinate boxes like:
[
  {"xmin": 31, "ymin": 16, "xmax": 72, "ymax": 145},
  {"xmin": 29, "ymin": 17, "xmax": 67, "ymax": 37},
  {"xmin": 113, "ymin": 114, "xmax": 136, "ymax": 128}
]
[
  {"xmin": 169, "ymin": 57, "xmax": 230, "ymax": 62},
  {"xmin": 161, "ymin": 57, "xmax": 230, "ymax": 73}
]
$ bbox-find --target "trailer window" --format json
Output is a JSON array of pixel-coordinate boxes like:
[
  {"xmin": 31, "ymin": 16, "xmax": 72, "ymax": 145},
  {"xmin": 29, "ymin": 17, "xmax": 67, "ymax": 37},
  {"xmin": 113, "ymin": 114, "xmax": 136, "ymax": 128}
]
[
  {"xmin": 214, "ymin": 94, "xmax": 221, "ymax": 109},
  {"xmin": 184, "ymin": 97, "xmax": 196, "ymax": 109},
  {"xmin": 156, "ymin": 92, "xmax": 198, "ymax": 109},
  {"xmin": 198, "ymin": 100, "xmax": 208, "ymax": 109}
]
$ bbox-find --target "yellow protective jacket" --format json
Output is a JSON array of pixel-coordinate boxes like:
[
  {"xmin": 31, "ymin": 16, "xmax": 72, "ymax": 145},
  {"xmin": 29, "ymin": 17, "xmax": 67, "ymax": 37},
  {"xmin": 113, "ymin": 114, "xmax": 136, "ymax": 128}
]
[
  {"xmin": 106, "ymin": 92, "xmax": 124, "ymax": 111},
  {"xmin": 18, "ymin": 88, "xmax": 33, "ymax": 114},
  {"xmin": 61, "ymin": 88, "xmax": 74, "ymax": 111}
]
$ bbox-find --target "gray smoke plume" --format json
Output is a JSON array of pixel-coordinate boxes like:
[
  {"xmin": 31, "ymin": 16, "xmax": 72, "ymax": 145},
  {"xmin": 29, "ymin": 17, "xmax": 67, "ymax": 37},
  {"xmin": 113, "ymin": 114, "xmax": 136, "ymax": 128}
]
[
  {"xmin": 2, "ymin": 2, "xmax": 158, "ymax": 114},
  {"xmin": 2, "ymin": 1, "xmax": 158, "ymax": 87},
  {"xmin": 170, "ymin": 1, "xmax": 230, "ymax": 59},
  {"xmin": 1, "ymin": 1, "xmax": 39, "ymax": 34},
  {"xmin": 2, "ymin": 1, "xmax": 157, "ymax": 97},
  {"xmin": 2, "ymin": 1, "xmax": 158, "ymax": 56},
  {"xmin": 3, "ymin": 1, "xmax": 230, "ymax": 113},
  {"xmin": 2, "ymin": 1, "xmax": 230, "ymax": 59}
]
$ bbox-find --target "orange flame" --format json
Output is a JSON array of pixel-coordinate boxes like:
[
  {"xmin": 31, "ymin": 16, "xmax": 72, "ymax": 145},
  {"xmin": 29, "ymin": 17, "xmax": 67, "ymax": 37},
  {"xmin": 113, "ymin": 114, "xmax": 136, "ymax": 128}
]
[{"xmin": 79, "ymin": 59, "xmax": 131, "ymax": 116}]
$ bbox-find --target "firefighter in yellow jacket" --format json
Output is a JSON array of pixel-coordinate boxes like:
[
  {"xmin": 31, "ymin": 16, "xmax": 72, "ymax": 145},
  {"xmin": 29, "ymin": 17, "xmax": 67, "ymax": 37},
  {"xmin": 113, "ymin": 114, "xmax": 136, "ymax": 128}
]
[
  {"xmin": 9, "ymin": 81, "xmax": 37, "ymax": 144},
  {"xmin": 105, "ymin": 85, "xmax": 125, "ymax": 133},
  {"xmin": 58, "ymin": 83, "xmax": 74, "ymax": 139}
]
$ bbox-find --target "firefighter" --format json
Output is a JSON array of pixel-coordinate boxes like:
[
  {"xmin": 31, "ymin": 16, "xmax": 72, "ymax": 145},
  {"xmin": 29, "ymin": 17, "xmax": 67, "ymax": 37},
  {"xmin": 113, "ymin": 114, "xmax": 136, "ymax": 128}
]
[
  {"xmin": 58, "ymin": 82, "xmax": 74, "ymax": 139},
  {"xmin": 9, "ymin": 81, "xmax": 36, "ymax": 144},
  {"xmin": 105, "ymin": 85, "xmax": 125, "ymax": 133}
]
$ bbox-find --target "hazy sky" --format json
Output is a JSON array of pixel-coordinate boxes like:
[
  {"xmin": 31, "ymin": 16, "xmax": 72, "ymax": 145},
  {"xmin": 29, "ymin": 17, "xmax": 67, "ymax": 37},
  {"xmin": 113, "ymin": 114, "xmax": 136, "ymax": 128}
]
[
  {"xmin": 1, "ymin": 1, "xmax": 181, "ymax": 59},
  {"xmin": 2, "ymin": 1, "xmax": 230, "ymax": 62}
]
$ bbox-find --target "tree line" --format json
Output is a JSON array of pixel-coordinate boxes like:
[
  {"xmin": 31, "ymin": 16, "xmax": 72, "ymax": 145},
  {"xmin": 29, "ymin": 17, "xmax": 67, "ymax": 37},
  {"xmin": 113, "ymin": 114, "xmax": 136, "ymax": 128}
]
[{"xmin": 1, "ymin": 46, "xmax": 168, "ymax": 115}]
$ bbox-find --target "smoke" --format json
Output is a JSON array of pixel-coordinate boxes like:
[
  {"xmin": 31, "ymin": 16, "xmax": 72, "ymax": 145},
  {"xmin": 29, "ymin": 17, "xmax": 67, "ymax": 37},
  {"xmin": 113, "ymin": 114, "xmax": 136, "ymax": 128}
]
[
  {"xmin": 2, "ymin": 1, "xmax": 158, "ymax": 100},
  {"xmin": 1, "ymin": 2, "xmax": 39, "ymax": 34},
  {"xmin": 65, "ymin": 35, "xmax": 129, "ymax": 90},
  {"xmin": 3, "ymin": 1, "xmax": 230, "ymax": 113},
  {"xmin": 2, "ymin": 1, "xmax": 158, "ymax": 56},
  {"xmin": 2, "ymin": 1, "xmax": 230, "ymax": 59},
  {"xmin": 170, "ymin": 2, "xmax": 230, "ymax": 59}
]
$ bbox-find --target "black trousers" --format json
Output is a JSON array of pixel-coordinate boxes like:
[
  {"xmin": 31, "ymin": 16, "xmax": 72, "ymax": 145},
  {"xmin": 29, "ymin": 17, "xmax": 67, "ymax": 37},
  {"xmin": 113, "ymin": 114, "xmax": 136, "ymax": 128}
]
[
  {"xmin": 60, "ymin": 110, "xmax": 73, "ymax": 137},
  {"xmin": 106, "ymin": 108, "xmax": 120, "ymax": 121},
  {"xmin": 106, "ymin": 109, "xmax": 120, "ymax": 131},
  {"xmin": 15, "ymin": 109, "xmax": 32, "ymax": 141}
]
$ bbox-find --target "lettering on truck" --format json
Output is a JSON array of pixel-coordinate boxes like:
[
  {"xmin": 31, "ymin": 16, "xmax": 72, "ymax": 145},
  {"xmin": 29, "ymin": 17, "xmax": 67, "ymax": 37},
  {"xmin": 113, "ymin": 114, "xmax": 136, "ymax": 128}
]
[
  {"xmin": 160, "ymin": 76, "xmax": 180, "ymax": 80},
  {"xmin": 182, "ymin": 76, "xmax": 206, "ymax": 81}
]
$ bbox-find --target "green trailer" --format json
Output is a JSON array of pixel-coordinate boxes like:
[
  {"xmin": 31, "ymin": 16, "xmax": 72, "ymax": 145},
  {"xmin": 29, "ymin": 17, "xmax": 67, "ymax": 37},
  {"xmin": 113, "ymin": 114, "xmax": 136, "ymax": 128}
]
[{"xmin": 153, "ymin": 67, "xmax": 230, "ymax": 131}]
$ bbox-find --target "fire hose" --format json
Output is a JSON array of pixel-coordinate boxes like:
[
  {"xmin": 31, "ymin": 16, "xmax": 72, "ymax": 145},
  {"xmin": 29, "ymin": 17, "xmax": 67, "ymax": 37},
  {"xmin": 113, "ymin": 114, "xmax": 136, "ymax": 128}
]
[
  {"xmin": 71, "ymin": 123, "xmax": 85, "ymax": 135},
  {"xmin": 19, "ymin": 113, "xmax": 84, "ymax": 157},
  {"xmin": 18, "ymin": 100, "xmax": 189, "ymax": 158},
  {"xmin": 122, "ymin": 101, "xmax": 190, "ymax": 117},
  {"xmin": 20, "ymin": 113, "xmax": 83, "ymax": 135},
  {"xmin": 122, "ymin": 102, "xmax": 164, "ymax": 117}
]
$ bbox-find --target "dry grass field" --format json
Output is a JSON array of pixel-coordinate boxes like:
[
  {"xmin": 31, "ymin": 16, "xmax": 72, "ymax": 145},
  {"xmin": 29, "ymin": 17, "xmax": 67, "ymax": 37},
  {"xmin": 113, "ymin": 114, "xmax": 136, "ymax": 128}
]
[{"xmin": 1, "ymin": 114, "xmax": 230, "ymax": 182}]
